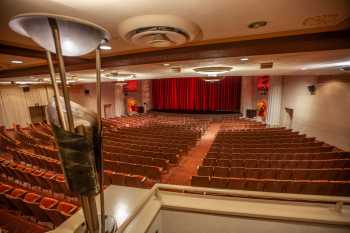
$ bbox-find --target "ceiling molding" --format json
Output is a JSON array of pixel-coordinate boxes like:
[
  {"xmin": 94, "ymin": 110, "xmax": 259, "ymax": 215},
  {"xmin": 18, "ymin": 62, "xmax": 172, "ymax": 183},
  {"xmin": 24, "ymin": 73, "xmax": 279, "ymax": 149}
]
[
  {"xmin": 1, "ymin": 29, "xmax": 349, "ymax": 79},
  {"xmin": 0, "ymin": 44, "xmax": 90, "ymax": 65}
]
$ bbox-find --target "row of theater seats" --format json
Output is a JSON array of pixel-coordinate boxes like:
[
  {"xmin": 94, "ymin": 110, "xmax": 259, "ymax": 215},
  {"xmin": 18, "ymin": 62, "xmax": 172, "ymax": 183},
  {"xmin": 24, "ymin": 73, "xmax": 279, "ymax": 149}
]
[
  {"xmin": 0, "ymin": 158, "xmax": 72, "ymax": 198},
  {"xmin": 202, "ymin": 158, "xmax": 350, "ymax": 169},
  {"xmin": 104, "ymin": 159, "xmax": 163, "ymax": 180},
  {"xmin": 104, "ymin": 144, "xmax": 179, "ymax": 164},
  {"xmin": 10, "ymin": 148, "xmax": 61, "ymax": 173},
  {"xmin": 206, "ymin": 151, "xmax": 349, "ymax": 160},
  {"xmin": 191, "ymin": 176, "xmax": 350, "ymax": 196},
  {"xmin": 195, "ymin": 120, "xmax": 350, "ymax": 195},
  {"xmin": 210, "ymin": 146, "xmax": 334, "ymax": 153},
  {"xmin": 102, "ymin": 115, "xmax": 209, "ymax": 182},
  {"xmin": 197, "ymin": 166, "xmax": 350, "ymax": 181},
  {"xmin": 0, "ymin": 182, "xmax": 77, "ymax": 228},
  {"xmin": 104, "ymin": 170, "xmax": 153, "ymax": 188},
  {"xmin": 0, "ymin": 209, "xmax": 49, "ymax": 233},
  {"xmin": 104, "ymin": 152, "xmax": 169, "ymax": 170}
]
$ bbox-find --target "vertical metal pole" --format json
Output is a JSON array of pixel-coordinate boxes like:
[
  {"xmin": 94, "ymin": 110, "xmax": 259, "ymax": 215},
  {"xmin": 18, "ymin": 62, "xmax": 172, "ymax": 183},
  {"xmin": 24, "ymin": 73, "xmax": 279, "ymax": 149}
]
[
  {"xmin": 48, "ymin": 18, "xmax": 75, "ymax": 132},
  {"xmin": 46, "ymin": 50, "xmax": 67, "ymax": 130},
  {"xmin": 49, "ymin": 18, "xmax": 99, "ymax": 233},
  {"xmin": 96, "ymin": 48, "xmax": 106, "ymax": 233}
]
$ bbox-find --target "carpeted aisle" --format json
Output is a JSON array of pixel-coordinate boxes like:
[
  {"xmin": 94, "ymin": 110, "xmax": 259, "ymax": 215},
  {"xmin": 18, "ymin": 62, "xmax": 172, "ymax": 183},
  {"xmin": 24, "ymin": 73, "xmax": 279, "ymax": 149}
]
[{"xmin": 161, "ymin": 122, "xmax": 221, "ymax": 185}]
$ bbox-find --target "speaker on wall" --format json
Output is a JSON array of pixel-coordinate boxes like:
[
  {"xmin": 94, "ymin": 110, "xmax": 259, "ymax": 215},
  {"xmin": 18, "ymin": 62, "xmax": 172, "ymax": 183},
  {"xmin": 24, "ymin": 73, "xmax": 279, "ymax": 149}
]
[
  {"xmin": 84, "ymin": 89, "xmax": 90, "ymax": 95},
  {"xmin": 307, "ymin": 85, "xmax": 316, "ymax": 95},
  {"xmin": 22, "ymin": 86, "xmax": 30, "ymax": 92}
]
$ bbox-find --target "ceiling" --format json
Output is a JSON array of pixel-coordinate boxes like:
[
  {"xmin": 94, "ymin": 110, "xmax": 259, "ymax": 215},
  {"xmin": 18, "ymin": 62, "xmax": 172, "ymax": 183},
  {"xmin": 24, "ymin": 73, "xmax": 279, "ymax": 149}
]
[
  {"xmin": 1, "ymin": 49, "xmax": 349, "ymax": 84},
  {"xmin": 0, "ymin": 0, "xmax": 349, "ymax": 80}
]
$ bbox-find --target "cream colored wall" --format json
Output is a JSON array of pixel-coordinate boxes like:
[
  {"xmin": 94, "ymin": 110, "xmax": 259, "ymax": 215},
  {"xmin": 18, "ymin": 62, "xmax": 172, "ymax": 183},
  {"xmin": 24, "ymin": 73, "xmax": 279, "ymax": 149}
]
[
  {"xmin": 281, "ymin": 76, "xmax": 350, "ymax": 150},
  {"xmin": 68, "ymin": 83, "xmax": 116, "ymax": 118},
  {"xmin": 159, "ymin": 210, "xmax": 349, "ymax": 233},
  {"xmin": 0, "ymin": 85, "xmax": 54, "ymax": 128}
]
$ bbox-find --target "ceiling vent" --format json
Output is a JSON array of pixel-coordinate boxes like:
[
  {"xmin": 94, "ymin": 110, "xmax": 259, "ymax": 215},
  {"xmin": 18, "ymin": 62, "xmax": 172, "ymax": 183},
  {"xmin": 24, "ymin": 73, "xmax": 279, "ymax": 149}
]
[
  {"xmin": 170, "ymin": 67, "xmax": 181, "ymax": 73},
  {"xmin": 118, "ymin": 15, "xmax": 202, "ymax": 48},
  {"xmin": 260, "ymin": 62, "xmax": 273, "ymax": 69}
]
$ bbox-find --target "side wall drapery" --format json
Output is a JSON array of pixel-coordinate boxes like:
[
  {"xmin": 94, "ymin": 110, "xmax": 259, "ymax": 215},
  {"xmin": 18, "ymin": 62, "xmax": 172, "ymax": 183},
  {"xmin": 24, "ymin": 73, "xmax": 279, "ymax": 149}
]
[{"xmin": 152, "ymin": 77, "xmax": 241, "ymax": 112}]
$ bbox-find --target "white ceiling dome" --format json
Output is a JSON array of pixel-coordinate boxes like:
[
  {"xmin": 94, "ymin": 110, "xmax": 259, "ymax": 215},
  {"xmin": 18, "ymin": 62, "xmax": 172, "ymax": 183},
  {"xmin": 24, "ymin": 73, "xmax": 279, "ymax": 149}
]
[{"xmin": 118, "ymin": 14, "xmax": 202, "ymax": 48}]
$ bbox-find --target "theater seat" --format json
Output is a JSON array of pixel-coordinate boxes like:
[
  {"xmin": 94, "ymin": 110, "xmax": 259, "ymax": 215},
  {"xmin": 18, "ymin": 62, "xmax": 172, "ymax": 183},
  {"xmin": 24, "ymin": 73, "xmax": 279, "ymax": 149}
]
[
  {"xmin": 191, "ymin": 176, "xmax": 210, "ymax": 187},
  {"xmin": 210, "ymin": 177, "xmax": 228, "ymax": 189},
  {"xmin": 125, "ymin": 175, "xmax": 146, "ymax": 188},
  {"xmin": 23, "ymin": 192, "xmax": 51, "ymax": 223},
  {"xmin": 0, "ymin": 183, "xmax": 13, "ymax": 208},
  {"xmin": 197, "ymin": 166, "xmax": 213, "ymax": 176},
  {"xmin": 227, "ymin": 178, "xmax": 246, "ymax": 190},
  {"xmin": 46, "ymin": 201, "xmax": 78, "ymax": 227},
  {"xmin": 5, "ymin": 188, "xmax": 27, "ymax": 212},
  {"xmin": 110, "ymin": 172, "xmax": 126, "ymax": 186},
  {"xmin": 39, "ymin": 197, "xmax": 59, "ymax": 225}
]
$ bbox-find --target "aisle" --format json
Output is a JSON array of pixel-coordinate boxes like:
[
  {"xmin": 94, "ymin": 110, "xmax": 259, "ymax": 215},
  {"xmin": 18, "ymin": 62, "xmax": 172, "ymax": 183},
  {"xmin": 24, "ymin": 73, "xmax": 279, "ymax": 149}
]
[{"xmin": 161, "ymin": 122, "xmax": 221, "ymax": 185}]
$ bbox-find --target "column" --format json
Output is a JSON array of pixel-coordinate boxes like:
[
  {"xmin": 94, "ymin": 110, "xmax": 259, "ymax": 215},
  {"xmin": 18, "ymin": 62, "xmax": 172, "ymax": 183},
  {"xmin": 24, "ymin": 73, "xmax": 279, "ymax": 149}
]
[
  {"xmin": 114, "ymin": 83, "xmax": 126, "ymax": 117},
  {"xmin": 240, "ymin": 77, "xmax": 256, "ymax": 117},
  {"xmin": 266, "ymin": 76, "xmax": 283, "ymax": 127}
]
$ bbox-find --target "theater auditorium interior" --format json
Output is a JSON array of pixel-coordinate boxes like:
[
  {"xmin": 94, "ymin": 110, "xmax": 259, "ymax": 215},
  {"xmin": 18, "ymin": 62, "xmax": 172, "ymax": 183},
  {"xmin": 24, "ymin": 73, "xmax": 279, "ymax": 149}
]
[{"xmin": 0, "ymin": 1, "xmax": 350, "ymax": 233}]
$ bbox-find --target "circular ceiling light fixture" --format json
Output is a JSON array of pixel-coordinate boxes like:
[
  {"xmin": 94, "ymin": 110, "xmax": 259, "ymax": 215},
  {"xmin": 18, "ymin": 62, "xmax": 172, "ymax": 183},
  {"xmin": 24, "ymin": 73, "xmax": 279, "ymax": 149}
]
[
  {"xmin": 10, "ymin": 60, "xmax": 23, "ymax": 64},
  {"xmin": 100, "ymin": 45, "xmax": 112, "ymax": 50},
  {"xmin": 105, "ymin": 71, "xmax": 136, "ymax": 81},
  {"xmin": 248, "ymin": 21, "xmax": 267, "ymax": 29},
  {"xmin": 240, "ymin": 57, "xmax": 249, "ymax": 61},
  {"xmin": 9, "ymin": 13, "xmax": 110, "ymax": 56},
  {"xmin": 163, "ymin": 63, "xmax": 171, "ymax": 66},
  {"xmin": 118, "ymin": 14, "xmax": 202, "ymax": 48},
  {"xmin": 193, "ymin": 66, "xmax": 232, "ymax": 76}
]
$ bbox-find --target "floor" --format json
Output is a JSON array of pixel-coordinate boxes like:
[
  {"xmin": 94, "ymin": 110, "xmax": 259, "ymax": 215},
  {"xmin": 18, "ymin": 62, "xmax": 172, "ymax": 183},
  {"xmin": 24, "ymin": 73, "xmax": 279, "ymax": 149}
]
[{"xmin": 161, "ymin": 122, "xmax": 221, "ymax": 185}]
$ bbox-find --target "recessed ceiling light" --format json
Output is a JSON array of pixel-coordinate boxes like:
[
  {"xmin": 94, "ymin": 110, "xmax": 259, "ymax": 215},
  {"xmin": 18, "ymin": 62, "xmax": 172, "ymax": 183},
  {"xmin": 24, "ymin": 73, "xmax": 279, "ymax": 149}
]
[
  {"xmin": 240, "ymin": 57, "xmax": 249, "ymax": 61},
  {"xmin": 100, "ymin": 45, "xmax": 112, "ymax": 50},
  {"xmin": 193, "ymin": 66, "xmax": 232, "ymax": 75},
  {"xmin": 10, "ymin": 60, "xmax": 23, "ymax": 64},
  {"xmin": 248, "ymin": 21, "xmax": 267, "ymax": 29},
  {"xmin": 163, "ymin": 63, "xmax": 170, "ymax": 66}
]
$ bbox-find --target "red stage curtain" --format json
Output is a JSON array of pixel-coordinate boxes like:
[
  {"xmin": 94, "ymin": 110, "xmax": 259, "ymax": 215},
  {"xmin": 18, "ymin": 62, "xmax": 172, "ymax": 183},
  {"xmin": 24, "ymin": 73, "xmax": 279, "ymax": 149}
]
[{"xmin": 152, "ymin": 77, "xmax": 241, "ymax": 112}]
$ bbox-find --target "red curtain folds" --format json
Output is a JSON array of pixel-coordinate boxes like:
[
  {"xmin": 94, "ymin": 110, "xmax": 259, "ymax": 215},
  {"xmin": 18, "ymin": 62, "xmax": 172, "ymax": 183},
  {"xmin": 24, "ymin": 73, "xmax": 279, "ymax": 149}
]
[{"xmin": 152, "ymin": 77, "xmax": 241, "ymax": 112}]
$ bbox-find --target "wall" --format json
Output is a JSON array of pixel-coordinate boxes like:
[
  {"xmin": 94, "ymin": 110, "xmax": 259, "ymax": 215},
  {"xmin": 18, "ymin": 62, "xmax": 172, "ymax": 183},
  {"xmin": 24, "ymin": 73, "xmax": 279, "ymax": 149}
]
[
  {"xmin": 281, "ymin": 75, "xmax": 350, "ymax": 150},
  {"xmin": 68, "ymin": 83, "xmax": 116, "ymax": 118},
  {"xmin": 0, "ymin": 85, "xmax": 54, "ymax": 128},
  {"xmin": 158, "ymin": 210, "xmax": 349, "ymax": 233}
]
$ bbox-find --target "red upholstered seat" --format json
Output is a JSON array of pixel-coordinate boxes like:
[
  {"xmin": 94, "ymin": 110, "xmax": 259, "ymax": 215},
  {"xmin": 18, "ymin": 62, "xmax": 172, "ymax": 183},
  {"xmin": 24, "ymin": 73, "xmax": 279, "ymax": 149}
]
[
  {"xmin": 210, "ymin": 177, "xmax": 229, "ymax": 189},
  {"xmin": 111, "ymin": 172, "xmax": 126, "ymax": 185},
  {"xmin": 5, "ymin": 188, "xmax": 29, "ymax": 214},
  {"xmin": 213, "ymin": 166, "xmax": 230, "ymax": 177},
  {"xmin": 0, "ymin": 209, "xmax": 49, "ymax": 233},
  {"xmin": 23, "ymin": 192, "xmax": 51, "ymax": 222},
  {"xmin": 191, "ymin": 176, "xmax": 210, "ymax": 187},
  {"xmin": 45, "ymin": 201, "xmax": 78, "ymax": 227},
  {"xmin": 197, "ymin": 166, "xmax": 213, "ymax": 176},
  {"xmin": 125, "ymin": 175, "xmax": 146, "ymax": 188},
  {"xmin": 227, "ymin": 178, "xmax": 246, "ymax": 190}
]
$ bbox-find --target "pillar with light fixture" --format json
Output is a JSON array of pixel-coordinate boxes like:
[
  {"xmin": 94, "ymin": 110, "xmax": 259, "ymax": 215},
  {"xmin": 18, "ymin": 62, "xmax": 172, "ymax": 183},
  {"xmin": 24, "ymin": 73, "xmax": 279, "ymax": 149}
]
[{"xmin": 9, "ymin": 13, "xmax": 117, "ymax": 233}]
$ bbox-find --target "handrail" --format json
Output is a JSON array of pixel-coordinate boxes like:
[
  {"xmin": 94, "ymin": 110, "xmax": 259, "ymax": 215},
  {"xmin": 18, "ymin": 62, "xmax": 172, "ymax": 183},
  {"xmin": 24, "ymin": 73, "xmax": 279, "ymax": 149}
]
[
  {"xmin": 156, "ymin": 183, "xmax": 350, "ymax": 204},
  {"xmin": 116, "ymin": 183, "xmax": 350, "ymax": 233}
]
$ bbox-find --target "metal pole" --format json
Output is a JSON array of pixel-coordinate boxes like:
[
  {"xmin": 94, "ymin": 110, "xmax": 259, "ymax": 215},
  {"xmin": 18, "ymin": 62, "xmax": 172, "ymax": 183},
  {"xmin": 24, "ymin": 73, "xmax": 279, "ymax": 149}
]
[
  {"xmin": 48, "ymin": 18, "xmax": 75, "ymax": 132},
  {"xmin": 49, "ymin": 18, "xmax": 99, "ymax": 233},
  {"xmin": 96, "ymin": 48, "xmax": 106, "ymax": 233},
  {"xmin": 46, "ymin": 50, "xmax": 67, "ymax": 130}
]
